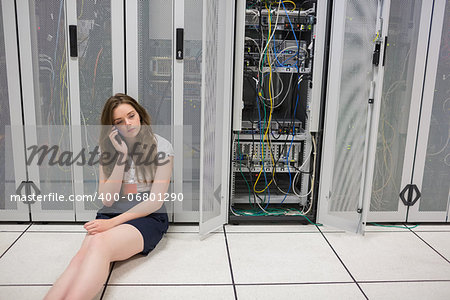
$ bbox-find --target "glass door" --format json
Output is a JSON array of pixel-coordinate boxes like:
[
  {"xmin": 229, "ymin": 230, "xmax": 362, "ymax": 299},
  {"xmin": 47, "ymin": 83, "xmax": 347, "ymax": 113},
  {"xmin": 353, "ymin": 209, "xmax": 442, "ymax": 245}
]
[
  {"xmin": 16, "ymin": 0, "xmax": 75, "ymax": 221},
  {"xmin": 408, "ymin": 0, "xmax": 450, "ymax": 222},
  {"xmin": 0, "ymin": 0, "xmax": 29, "ymax": 221},
  {"xmin": 127, "ymin": 0, "xmax": 176, "ymax": 220},
  {"xmin": 173, "ymin": 0, "xmax": 203, "ymax": 222},
  {"xmin": 198, "ymin": 0, "xmax": 234, "ymax": 236},
  {"xmin": 4, "ymin": 0, "xmax": 121, "ymax": 221},
  {"xmin": 317, "ymin": 0, "xmax": 381, "ymax": 233},
  {"xmin": 70, "ymin": 0, "xmax": 123, "ymax": 221},
  {"xmin": 368, "ymin": 0, "xmax": 433, "ymax": 221},
  {"xmin": 128, "ymin": 0, "xmax": 208, "ymax": 224}
]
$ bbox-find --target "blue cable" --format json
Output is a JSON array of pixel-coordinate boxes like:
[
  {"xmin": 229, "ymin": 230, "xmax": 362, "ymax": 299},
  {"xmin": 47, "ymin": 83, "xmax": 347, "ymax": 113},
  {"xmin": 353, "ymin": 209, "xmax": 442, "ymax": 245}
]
[
  {"xmin": 281, "ymin": 1, "xmax": 299, "ymax": 72},
  {"xmin": 273, "ymin": 36, "xmax": 285, "ymax": 67},
  {"xmin": 279, "ymin": 80, "xmax": 301, "ymax": 205},
  {"xmin": 281, "ymin": 52, "xmax": 298, "ymax": 66}
]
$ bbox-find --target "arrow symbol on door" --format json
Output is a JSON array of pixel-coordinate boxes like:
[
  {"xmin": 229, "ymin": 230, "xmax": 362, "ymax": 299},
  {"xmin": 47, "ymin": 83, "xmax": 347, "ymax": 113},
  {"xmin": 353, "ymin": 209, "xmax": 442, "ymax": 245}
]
[{"xmin": 16, "ymin": 181, "xmax": 41, "ymax": 203}]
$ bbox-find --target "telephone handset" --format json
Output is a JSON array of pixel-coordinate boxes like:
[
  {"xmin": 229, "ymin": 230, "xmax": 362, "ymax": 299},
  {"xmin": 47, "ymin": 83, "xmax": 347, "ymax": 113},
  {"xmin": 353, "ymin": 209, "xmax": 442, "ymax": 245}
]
[{"xmin": 113, "ymin": 126, "xmax": 123, "ymax": 145}]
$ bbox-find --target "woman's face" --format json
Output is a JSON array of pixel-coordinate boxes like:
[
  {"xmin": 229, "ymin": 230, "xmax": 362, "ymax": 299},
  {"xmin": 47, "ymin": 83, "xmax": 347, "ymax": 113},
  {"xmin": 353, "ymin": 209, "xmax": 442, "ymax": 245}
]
[{"xmin": 112, "ymin": 103, "xmax": 141, "ymax": 138}]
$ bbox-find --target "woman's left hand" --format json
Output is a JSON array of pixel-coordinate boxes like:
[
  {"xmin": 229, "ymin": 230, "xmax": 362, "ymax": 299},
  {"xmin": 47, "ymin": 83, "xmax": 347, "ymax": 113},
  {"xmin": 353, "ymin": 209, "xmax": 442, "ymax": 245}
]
[{"xmin": 84, "ymin": 219, "xmax": 115, "ymax": 235}]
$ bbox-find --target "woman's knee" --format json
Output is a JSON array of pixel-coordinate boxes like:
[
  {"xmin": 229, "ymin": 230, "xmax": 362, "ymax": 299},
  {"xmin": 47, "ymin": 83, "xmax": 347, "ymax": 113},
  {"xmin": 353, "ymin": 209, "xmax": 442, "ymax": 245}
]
[
  {"xmin": 84, "ymin": 233, "xmax": 113, "ymax": 259},
  {"xmin": 69, "ymin": 250, "xmax": 86, "ymax": 267},
  {"xmin": 82, "ymin": 226, "xmax": 144, "ymax": 262}
]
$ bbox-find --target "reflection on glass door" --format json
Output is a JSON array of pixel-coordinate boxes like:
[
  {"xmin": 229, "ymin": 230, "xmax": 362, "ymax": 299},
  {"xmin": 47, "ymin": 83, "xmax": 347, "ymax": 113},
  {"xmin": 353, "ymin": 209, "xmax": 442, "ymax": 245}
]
[
  {"xmin": 409, "ymin": 0, "xmax": 450, "ymax": 222},
  {"xmin": 76, "ymin": 0, "xmax": 114, "ymax": 214},
  {"xmin": 21, "ymin": 0, "xmax": 74, "ymax": 220},
  {"xmin": 318, "ymin": 0, "xmax": 377, "ymax": 233},
  {"xmin": 138, "ymin": 0, "xmax": 173, "ymax": 129},
  {"xmin": 369, "ymin": 0, "xmax": 423, "ymax": 220},
  {"xmin": 0, "ymin": 0, "xmax": 11, "ymax": 213},
  {"xmin": 419, "ymin": 2, "xmax": 450, "ymax": 213},
  {"xmin": 1, "ymin": 0, "xmax": 29, "ymax": 221},
  {"xmin": 181, "ymin": 0, "xmax": 202, "ymax": 218},
  {"xmin": 199, "ymin": 0, "xmax": 234, "ymax": 235}
]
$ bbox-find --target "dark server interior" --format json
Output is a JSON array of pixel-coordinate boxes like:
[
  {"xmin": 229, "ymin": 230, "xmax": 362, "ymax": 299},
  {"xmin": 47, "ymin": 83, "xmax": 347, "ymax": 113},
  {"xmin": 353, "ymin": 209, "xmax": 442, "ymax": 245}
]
[{"xmin": 230, "ymin": 0, "xmax": 319, "ymax": 223}]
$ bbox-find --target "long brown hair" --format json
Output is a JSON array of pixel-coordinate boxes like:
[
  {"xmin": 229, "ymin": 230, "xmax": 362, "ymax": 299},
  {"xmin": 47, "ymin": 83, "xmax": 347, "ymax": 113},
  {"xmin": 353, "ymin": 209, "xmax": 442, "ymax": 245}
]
[{"xmin": 99, "ymin": 93, "xmax": 157, "ymax": 187}]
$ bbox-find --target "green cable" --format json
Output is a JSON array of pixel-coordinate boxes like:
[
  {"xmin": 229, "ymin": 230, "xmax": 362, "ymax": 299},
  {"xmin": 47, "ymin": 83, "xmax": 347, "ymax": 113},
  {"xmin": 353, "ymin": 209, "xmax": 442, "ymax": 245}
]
[
  {"xmin": 231, "ymin": 207, "xmax": 323, "ymax": 227},
  {"xmin": 368, "ymin": 222, "xmax": 419, "ymax": 230},
  {"xmin": 237, "ymin": 131, "xmax": 253, "ymax": 207},
  {"xmin": 288, "ymin": 208, "xmax": 323, "ymax": 226}
]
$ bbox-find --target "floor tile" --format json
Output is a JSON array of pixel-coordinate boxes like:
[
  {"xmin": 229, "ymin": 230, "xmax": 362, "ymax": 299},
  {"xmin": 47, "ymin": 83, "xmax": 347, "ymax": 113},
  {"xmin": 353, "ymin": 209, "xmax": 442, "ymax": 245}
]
[
  {"xmin": 0, "ymin": 286, "xmax": 102, "ymax": 300},
  {"xmin": 411, "ymin": 225, "xmax": 450, "ymax": 232},
  {"xmin": 225, "ymin": 224, "xmax": 319, "ymax": 233},
  {"xmin": 28, "ymin": 224, "xmax": 86, "ymax": 232},
  {"xmin": 103, "ymin": 285, "xmax": 235, "ymax": 300},
  {"xmin": 413, "ymin": 231, "xmax": 450, "ymax": 260},
  {"xmin": 0, "ymin": 286, "xmax": 52, "ymax": 300},
  {"xmin": 0, "ymin": 224, "xmax": 30, "ymax": 232},
  {"xmin": 360, "ymin": 281, "xmax": 450, "ymax": 300},
  {"xmin": 236, "ymin": 283, "xmax": 365, "ymax": 300},
  {"xmin": 316, "ymin": 225, "xmax": 346, "ymax": 233},
  {"xmin": 320, "ymin": 224, "xmax": 411, "ymax": 233},
  {"xmin": 167, "ymin": 224, "xmax": 223, "ymax": 233},
  {"xmin": 167, "ymin": 225, "xmax": 199, "ymax": 233},
  {"xmin": 323, "ymin": 231, "xmax": 450, "ymax": 281},
  {"xmin": 364, "ymin": 224, "xmax": 411, "ymax": 232},
  {"xmin": 0, "ymin": 232, "xmax": 86, "ymax": 284},
  {"xmin": 109, "ymin": 232, "xmax": 232, "ymax": 284},
  {"xmin": 0, "ymin": 232, "xmax": 23, "ymax": 256},
  {"xmin": 227, "ymin": 233, "xmax": 353, "ymax": 284}
]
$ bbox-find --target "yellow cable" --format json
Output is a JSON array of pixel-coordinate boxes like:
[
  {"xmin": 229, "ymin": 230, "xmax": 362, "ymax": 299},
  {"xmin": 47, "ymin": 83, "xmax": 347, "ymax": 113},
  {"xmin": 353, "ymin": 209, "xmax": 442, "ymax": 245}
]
[
  {"xmin": 271, "ymin": 1, "xmax": 296, "ymax": 11},
  {"xmin": 60, "ymin": 42, "xmax": 67, "ymax": 127},
  {"xmin": 78, "ymin": 0, "xmax": 84, "ymax": 19},
  {"xmin": 372, "ymin": 32, "xmax": 379, "ymax": 42},
  {"xmin": 57, "ymin": 41, "xmax": 71, "ymax": 173},
  {"xmin": 254, "ymin": 3, "xmax": 276, "ymax": 193}
]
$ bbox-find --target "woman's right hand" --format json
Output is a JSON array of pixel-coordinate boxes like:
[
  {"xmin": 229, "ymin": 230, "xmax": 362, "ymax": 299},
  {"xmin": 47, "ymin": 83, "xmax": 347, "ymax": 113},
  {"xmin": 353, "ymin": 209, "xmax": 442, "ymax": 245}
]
[{"xmin": 109, "ymin": 126, "xmax": 128, "ymax": 155}]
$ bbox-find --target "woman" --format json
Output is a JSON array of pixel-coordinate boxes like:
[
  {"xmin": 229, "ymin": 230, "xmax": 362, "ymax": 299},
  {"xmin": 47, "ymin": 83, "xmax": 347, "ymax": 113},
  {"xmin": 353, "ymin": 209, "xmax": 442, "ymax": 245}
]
[{"xmin": 44, "ymin": 93, "xmax": 174, "ymax": 300}]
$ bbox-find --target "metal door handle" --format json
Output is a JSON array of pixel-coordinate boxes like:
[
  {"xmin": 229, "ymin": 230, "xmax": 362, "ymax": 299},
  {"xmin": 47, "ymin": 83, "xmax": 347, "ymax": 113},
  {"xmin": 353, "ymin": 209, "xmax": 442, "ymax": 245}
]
[{"xmin": 176, "ymin": 28, "xmax": 184, "ymax": 60}]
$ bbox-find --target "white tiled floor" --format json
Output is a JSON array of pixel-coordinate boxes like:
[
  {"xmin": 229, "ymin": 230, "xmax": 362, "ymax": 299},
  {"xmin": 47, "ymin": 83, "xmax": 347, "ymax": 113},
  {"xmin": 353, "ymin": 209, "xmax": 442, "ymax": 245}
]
[{"xmin": 0, "ymin": 223, "xmax": 449, "ymax": 300}]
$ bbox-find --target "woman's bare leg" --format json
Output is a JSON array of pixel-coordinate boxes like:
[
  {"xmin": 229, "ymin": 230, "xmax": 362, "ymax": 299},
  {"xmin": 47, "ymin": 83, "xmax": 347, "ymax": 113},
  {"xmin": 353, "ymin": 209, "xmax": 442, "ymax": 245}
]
[
  {"xmin": 43, "ymin": 234, "xmax": 95, "ymax": 300},
  {"xmin": 64, "ymin": 224, "xmax": 144, "ymax": 300}
]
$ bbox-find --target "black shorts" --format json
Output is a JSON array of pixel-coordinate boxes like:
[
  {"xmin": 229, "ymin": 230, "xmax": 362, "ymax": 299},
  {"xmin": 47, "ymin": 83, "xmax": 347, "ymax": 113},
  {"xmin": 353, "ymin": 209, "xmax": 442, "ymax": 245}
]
[{"xmin": 95, "ymin": 210, "xmax": 169, "ymax": 256}]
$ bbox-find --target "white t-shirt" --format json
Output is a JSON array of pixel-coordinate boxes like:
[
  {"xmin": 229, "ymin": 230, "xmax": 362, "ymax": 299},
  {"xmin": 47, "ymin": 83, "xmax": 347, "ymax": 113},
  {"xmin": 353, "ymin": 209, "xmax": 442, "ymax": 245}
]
[{"xmin": 123, "ymin": 133, "xmax": 174, "ymax": 192}]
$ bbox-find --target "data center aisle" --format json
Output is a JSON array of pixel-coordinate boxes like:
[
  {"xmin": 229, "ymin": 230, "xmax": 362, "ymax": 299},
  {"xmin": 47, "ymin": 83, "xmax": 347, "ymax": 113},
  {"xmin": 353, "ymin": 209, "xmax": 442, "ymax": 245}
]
[{"xmin": 0, "ymin": 223, "xmax": 449, "ymax": 299}]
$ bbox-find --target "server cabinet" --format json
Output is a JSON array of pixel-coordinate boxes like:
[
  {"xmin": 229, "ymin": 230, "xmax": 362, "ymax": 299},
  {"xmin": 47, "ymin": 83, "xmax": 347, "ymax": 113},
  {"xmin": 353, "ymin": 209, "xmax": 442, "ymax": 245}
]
[
  {"xmin": 0, "ymin": 0, "xmax": 29, "ymax": 221},
  {"xmin": 1, "ymin": 0, "xmax": 233, "ymax": 231},
  {"xmin": 71, "ymin": 0, "xmax": 125, "ymax": 221},
  {"xmin": 12, "ymin": 0, "xmax": 122, "ymax": 221},
  {"xmin": 367, "ymin": 0, "xmax": 443, "ymax": 222},
  {"xmin": 402, "ymin": 0, "xmax": 449, "ymax": 222},
  {"xmin": 364, "ymin": 0, "xmax": 449, "ymax": 223},
  {"xmin": 124, "ymin": 0, "xmax": 233, "ymax": 230},
  {"xmin": 367, "ymin": 0, "xmax": 429, "ymax": 221},
  {"xmin": 125, "ymin": 0, "xmax": 205, "ymax": 224},
  {"xmin": 319, "ymin": 0, "xmax": 450, "ymax": 230},
  {"xmin": 229, "ymin": 0, "xmax": 325, "ymax": 223},
  {"xmin": 15, "ymin": 0, "xmax": 76, "ymax": 221}
]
